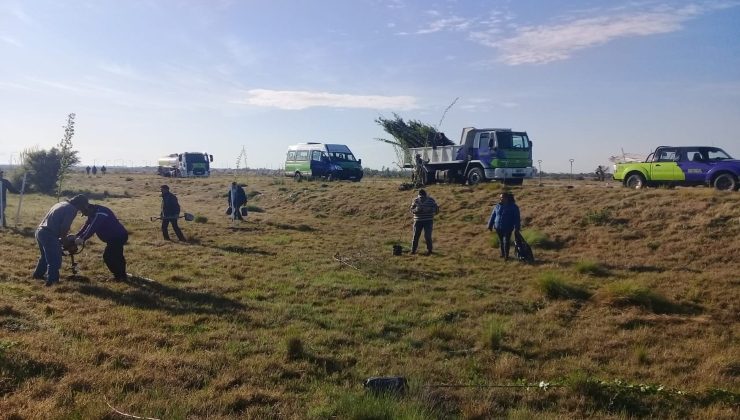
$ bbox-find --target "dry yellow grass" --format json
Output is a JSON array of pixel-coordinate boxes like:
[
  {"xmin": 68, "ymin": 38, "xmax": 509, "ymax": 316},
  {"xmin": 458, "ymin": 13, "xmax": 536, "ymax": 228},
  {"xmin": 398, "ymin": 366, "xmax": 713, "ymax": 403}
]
[{"xmin": 0, "ymin": 172, "xmax": 738, "ymax": 418}]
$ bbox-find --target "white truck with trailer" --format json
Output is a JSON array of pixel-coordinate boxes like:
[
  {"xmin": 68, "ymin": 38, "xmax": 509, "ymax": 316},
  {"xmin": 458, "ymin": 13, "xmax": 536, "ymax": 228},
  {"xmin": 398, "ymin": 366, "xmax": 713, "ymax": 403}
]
[{"xmin": 157, "ymin": 152, "xmax": 213, "ymax": 177}]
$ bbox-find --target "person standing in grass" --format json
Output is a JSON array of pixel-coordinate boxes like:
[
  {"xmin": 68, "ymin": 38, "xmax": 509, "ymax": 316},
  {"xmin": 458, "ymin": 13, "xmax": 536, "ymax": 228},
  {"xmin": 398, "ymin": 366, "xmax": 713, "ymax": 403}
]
[
  {"xmin": 160, "ymin": 185, "xmax": 186, "ymax": 241},
  {"xmin": 33, "ymin": 195, "xmax": 88, "ymax": 286},
  {"xmin": 227, "ymin": 181, "xmax": 247, "ymax": 221},
  {"xmin": 487, "ymin": 192, "xmax": 521, "ymax": 260},
  {"xmin": 1, "ymin": 170, "xmax": 20, "ymax": 228},
  {"xmin": 75, "ymin": 201, "xmax": 129, "ymax": 281},
  {"xmin": 410, "ymin": 189, "xmax": 439, "ymax": 255}
]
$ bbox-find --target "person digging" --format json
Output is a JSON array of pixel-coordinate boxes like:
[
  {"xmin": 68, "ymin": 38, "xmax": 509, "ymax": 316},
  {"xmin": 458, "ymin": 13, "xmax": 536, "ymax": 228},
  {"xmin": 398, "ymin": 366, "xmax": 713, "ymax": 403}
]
[{"xmin": 75, "ymin": 201, "xmax": 129, "ymax": 281}]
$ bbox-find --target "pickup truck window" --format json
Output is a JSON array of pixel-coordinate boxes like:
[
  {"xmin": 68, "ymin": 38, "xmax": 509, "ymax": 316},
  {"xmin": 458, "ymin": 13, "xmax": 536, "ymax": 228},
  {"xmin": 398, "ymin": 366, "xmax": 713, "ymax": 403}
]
[
  {"xmin": 656, "ymin": 149, "xmax": 678, "ymax": 162},
  {"xmin": 684, "ymin": 149, "xmax": 704, "ymax": 162}
]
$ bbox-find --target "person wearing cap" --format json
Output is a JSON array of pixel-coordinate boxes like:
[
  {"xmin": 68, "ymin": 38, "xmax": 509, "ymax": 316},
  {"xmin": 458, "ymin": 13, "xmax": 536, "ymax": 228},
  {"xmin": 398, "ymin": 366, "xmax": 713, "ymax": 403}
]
[
  {"xmin": 487, "ymin": 192, "xmax": 521, "ymax": 260},
  {"xmin": 227, "ymin": 181, "xmax": 247, "ymax": 221},
  {"xmin": 32, "ymin": 195, "xmax": 88, "ymax": 286},
  {"xmin": 0, "ymin": 170, "xmax": 20, "ymax": 228},
  {"xmin": 160, "ymin": 185, "xmax": 186, "ymax": 241},
  {"xmin": 409, "ymin": 189, "xmax": 439, "ymax": 255},
  {"xmin": 75, "ymin": 201, "xmax": 129, "ymax": 281}
]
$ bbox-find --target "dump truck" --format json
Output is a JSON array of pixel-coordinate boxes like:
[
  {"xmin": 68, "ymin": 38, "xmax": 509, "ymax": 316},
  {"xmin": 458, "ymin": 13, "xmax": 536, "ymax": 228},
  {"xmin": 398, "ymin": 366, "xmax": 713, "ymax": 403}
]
[
  {"xmin": 157, "ymin": 152, "xmax": 213, "ymax": 177},
  {"xmin": 405, "ymin": 127, "xmax": 534, "ymax": 185}
]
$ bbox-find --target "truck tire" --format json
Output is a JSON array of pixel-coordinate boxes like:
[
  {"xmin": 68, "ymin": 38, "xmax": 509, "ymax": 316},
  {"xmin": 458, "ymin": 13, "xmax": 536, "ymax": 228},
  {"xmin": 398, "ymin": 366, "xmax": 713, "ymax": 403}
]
[
  {"xmin": 624, "ymin": 173, "xmax": 646, "ymax": 189},
  {"xmin": 467, "ymin": 167, "xmax": 484, "ymax": 185},
  {"xmin": 712, "ymin": 173, "xmax": 737, "ymax": 191},
  {"xmin": 294, "ymin": 172, "xmax": 303, "ymax": 182}
]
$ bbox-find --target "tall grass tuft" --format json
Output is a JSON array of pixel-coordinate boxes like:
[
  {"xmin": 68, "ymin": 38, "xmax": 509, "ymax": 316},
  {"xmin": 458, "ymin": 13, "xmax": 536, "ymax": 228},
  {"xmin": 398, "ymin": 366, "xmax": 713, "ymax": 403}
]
[
  {"xmin": 286, "ymin": 337, "xmax": 304, "ymax": 360},
  {"xmin": 598, "ymin": 281, "xmax": 677, "ymax": 313},
  {"xmin": 536, "ymin": 272, "xmax": 591, "ymax": 300},
  {"xmin": 582, "ymin": 208, "xmax": 613, "ymax": 226},
  {"xmin": 482, "ymin": 316, "xmax": 508, "ymax": 350},
  {"xmin": 574, "ymin": 260, "xmax": 609, "ymax": 277},
  {"xmin": 328, "ymin": 392, "xmax": 430, "ymax": 420}
]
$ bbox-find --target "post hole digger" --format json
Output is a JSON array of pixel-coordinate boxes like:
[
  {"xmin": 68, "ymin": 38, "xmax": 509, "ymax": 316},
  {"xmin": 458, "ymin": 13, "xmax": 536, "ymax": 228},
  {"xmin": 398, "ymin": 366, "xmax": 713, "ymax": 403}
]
[{"xmin": 61, "ymin": 234, "xmax": 85, "ymax": 277}]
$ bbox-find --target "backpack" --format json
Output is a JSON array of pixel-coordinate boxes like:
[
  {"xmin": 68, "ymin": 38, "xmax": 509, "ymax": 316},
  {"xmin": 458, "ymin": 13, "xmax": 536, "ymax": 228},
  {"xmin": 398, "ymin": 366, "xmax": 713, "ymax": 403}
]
[{"xmin": 514, "ymin": 231, "xmax": 535, "ymax": 263}]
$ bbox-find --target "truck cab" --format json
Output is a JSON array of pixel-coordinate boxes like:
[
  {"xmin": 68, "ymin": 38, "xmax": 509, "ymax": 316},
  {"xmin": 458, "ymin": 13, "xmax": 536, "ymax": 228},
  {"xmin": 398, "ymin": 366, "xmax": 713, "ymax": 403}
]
[{"xmin": 407, "ymin": 127, "xmax": 534, "ymax": 185}]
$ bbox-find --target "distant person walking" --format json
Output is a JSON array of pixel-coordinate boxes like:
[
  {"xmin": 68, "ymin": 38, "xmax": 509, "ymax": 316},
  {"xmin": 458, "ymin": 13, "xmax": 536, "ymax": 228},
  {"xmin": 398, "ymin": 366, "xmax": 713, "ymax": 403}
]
[
  {"xmin": 409, "ymin": 189, "xmax": 439, "ymax": 255},
  {"xmin": 160, "ymin": 185, "xmax": 186, "ymax": 241},
  {"xmin": 85, "ymin": 166, "xmax": 91, "ymax": 176},
  {"xmin": 100, "ymin": 165, "xmax": 107, "ymax": 175},
  {"xmin": 1, "ymin": 170, "xmax": 20, "ymax": 228},
  {"xmin": 227, "ymin": 182, "xmax": 247, "ymax": 221},
  {"xmin": 91, "ymin": 165, "xmax": 98, "ymax": 176},
  {"xmin": 33, "ymin": 195, "xmax": 88, "ymax": 286},
  {"xmin": 75, "ymin": 201, "xmax": 129, "ymax": 280},
  {"xmin": 487, "ymin": 192, "xmax": 521, "ymax": 260}
]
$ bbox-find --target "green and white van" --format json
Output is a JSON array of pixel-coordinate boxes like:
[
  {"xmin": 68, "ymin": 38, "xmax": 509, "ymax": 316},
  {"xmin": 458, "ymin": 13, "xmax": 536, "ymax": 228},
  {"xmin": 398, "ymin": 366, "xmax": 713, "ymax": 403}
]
[{"xmin": 284, "ymin": 143, "xmax": 363, "ymax": 181}]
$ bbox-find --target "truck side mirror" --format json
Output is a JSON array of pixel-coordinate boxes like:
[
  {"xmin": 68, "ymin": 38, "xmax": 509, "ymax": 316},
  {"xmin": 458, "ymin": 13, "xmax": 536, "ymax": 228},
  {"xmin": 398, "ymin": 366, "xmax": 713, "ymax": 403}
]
[
  {"xmin": 358, "ymin": 159, "xmax": 362, "ymax": 165},
  {"xmin": 209, "ymin": 155, "xmax": 213, "ymax": 162}
]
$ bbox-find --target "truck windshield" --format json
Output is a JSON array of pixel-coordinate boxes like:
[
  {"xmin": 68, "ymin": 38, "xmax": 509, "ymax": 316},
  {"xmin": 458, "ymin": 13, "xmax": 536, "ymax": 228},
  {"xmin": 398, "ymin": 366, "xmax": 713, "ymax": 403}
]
[
  {"xmin": 706, "ymin": 148, "xmax": 733, "ymax": 160},
  {"xmin": 496, "ymin": 132, "xmax": 530, "ymax": 150},
  {"xmin": 184, "ymin": 153, "xmax": 207, "ymax": 163},
  {"xmin": 329, "ymin": 152, "xmax": 356, "ymax": 161}
]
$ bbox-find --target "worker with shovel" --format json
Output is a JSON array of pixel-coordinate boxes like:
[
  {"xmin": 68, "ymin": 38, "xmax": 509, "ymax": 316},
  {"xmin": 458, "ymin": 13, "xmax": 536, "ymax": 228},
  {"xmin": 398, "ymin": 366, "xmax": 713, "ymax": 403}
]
[
  {"xmin": 410, "ymin": 189, "xmax": 439, "ymax": 255},
  {"xmin": 160, "ymin": 185, "xmax": 187, "ymax": 241},
  {"xmin": 75, "ymin": 201, "xmax": 129, "ymax": 281},
  {"xmin": 32, "ymin": 194, "xmax": 88, "ymax": 286}
]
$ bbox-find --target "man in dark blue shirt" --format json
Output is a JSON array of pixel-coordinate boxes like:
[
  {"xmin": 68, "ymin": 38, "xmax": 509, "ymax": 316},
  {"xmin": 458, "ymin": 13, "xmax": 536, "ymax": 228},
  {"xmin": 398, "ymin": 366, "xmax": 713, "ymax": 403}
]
[
  {"xmin": 0, "ymin": 170, "xmax": 20, "ymax": 228},
  {"xmin": 76, "ymin": 202, "xmax": 129, "ymax": 281}
]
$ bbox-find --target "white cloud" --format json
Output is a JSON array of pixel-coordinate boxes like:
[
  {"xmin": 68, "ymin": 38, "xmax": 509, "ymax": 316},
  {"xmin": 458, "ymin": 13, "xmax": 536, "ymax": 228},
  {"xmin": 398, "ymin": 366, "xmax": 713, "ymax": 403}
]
[
  {"xmin": 416, "ymin": 16, "xmax": 474, "ymax": 34},
  {"xmin": 98, "ymin": 62, "xmax": 141, "ymax": 79},
  {"xmin": 236, "ymin": 89, "xmax": 418, "ymax": 110},
  {"xmin": 477, "ymin": 3, "xmax": 739, "ymax": 65}
]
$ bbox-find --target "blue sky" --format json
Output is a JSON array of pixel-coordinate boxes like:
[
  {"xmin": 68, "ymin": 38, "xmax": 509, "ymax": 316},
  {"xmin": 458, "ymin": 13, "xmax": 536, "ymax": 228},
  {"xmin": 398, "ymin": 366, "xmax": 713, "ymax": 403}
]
[{"xmin": 1, "ymin": 0, "xmax": 739, "ymax": 172}]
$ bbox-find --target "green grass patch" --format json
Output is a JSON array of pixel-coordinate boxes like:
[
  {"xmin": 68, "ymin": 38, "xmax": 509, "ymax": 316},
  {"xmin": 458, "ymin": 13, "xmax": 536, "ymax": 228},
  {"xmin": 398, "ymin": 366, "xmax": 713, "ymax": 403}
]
[
  {"xmin": 582, "ymin": 208, "xmax": 613, "ymax": 226},
  {"xmin": 536, "ymin": 272, "xmax": 591, "ymax": 300},
  {"xmin": 574, "ymin": 260, "xmax": 609, "ymax": 277},
  {"xmin": 324, "ymin": 392, "xmax": 430, "ymax": 420},
  {"xmin": 598, "ymin": 281, "xmax": 686, "ymax": 313}
]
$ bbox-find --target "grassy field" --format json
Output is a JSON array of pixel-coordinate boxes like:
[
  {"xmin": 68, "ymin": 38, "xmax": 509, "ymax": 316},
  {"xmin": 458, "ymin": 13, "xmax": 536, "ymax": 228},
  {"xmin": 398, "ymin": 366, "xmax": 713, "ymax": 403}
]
[{"xmin": 1, "ymin": 172, "xmax": 738, "ymax": 419}]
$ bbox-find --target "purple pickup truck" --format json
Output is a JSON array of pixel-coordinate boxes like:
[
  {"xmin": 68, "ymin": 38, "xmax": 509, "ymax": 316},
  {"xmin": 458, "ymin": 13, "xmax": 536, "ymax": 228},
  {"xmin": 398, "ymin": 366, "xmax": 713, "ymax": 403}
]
[{"xmin": 613, "ymin": 146, "xmax": 740, "ymax": 191}]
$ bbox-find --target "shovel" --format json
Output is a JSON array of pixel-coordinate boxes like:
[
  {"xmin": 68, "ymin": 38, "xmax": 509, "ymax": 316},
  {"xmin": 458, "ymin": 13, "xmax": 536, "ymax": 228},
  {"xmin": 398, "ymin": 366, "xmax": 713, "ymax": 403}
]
[{"xmin": 150, "ymin": 212, "xmax": 195, "ymax": 222}]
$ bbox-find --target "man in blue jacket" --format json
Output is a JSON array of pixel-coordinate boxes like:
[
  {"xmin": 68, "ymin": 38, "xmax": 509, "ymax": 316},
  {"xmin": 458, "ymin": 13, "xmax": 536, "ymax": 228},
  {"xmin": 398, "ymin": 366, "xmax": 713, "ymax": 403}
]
[
  {"xmin": 487, "ymin": 192, "xmax": 521, "ymax": 260},
  {"xmin": 227, "ymin": 182, "xmax": 248, "ymax": 221},
  {"xmin": 1, "ymin": 169, "xmax": 20, "ymax": 228},
  {"xmin": 75, "ymin": 202, "xmax": 129, "ymax": 281}
]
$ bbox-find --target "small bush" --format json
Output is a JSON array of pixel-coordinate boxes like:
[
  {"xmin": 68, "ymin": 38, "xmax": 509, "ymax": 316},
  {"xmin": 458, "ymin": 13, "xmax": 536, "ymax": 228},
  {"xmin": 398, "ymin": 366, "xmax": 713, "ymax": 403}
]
[
  {"xmin": 536, "ymin": 272, "xmax": 591, "ymax": 300},
  {"xmin": 194, "ymin": 216, "xmax": 208, "ymax": 223},
  {"xmin": 245, "ymin": 205, "xmax": 264, "ymax": 213},
  {"xmin": 575, "ymin": 260, "xmax": 609, "ymax": 277}
]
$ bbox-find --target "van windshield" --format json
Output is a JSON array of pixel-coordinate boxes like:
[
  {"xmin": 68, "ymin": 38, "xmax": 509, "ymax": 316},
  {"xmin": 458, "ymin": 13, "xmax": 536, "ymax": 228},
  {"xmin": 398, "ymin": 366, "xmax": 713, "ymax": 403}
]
[
  {"xmin": 496, "ymin": 132, "xmax": 530, "ymax": 150},
  {"xmin": 329, "ymin": 152, "xmax": 356, "ymax": 161}
]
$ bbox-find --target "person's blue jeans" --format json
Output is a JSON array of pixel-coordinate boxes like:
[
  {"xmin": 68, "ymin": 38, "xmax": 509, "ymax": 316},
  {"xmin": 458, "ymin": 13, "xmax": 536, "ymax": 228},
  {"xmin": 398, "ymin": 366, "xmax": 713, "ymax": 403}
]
[
  {"xmin": 411, "ymin": 220, "xmax": 434, "ymax": 254},
  {"xmin": 496, "ymin": 228, "xmax": 514, "ymax": 258},
  {"xmin": 33, "ymin": 228, "xmax": 62, "ymax": 283}
]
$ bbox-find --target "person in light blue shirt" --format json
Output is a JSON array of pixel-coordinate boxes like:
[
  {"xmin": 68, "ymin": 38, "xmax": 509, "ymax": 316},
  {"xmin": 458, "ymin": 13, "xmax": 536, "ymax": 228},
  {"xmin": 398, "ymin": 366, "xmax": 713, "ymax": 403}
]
[{"xmin": 487, "ymin": 192, "xmax": 521, "ymax": 260}]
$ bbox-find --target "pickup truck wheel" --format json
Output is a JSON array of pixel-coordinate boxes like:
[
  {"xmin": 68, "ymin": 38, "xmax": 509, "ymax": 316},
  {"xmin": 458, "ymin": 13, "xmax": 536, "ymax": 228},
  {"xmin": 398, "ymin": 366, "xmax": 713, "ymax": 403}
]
[
  {"xmin": 625, "ymin": 173, "xmax": 646, "ymax": 189},
  {"xmin": 713, "ymin": 173, "xmax": 737, "ymax": 191},
  {"xmin": 467, "ymin": 168, "xmax": 484, "ymax": 185},
  {"xmin": 294, "ymin": 172, "xmax": 303, "ymax": 182}
]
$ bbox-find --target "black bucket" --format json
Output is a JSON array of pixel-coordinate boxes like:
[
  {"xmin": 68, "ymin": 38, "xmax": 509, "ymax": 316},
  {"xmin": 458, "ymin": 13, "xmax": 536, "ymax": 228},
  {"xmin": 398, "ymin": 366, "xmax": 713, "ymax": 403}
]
[{"xmin": 392, "ymin": 244, "xmax": 403, "ymax": 256}]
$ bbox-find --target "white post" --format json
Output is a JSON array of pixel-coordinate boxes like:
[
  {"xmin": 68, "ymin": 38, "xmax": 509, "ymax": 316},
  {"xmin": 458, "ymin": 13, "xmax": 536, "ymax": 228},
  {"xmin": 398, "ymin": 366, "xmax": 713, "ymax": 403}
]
[{"xmin": 14, "ymin": 172, "xmax": 27, "ymax": 227}]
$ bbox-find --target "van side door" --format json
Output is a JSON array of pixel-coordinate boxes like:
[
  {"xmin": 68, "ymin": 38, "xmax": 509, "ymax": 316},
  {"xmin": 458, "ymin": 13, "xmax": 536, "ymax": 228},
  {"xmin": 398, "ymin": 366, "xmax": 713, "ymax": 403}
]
[{"xmin": 310, "ymin": 150, "xmax": 329, "ymax": 178}]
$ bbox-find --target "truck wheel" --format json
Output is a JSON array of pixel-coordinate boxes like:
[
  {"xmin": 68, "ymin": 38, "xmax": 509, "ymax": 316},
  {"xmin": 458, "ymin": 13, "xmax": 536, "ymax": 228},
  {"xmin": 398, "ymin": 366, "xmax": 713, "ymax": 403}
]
[
  {"xmin": 294, "ymin": 172, "xmax": 303, "ymax": 182},
  {"xmin": 467, "ymin": 168, "xmax": 484, "ymax": 185},
  {"xmin": 624, "ymin": 173, "xmax": 646, "ymax": 189},
  {"xmin": 713, "ymin": 173, "xmax": 737, "ymax": 191}
]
